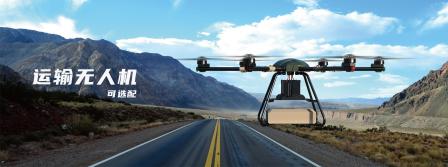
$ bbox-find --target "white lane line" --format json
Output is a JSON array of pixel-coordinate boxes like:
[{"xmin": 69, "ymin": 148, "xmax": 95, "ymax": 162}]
[
  {"xmin": 89, "ymin": 121, "xmax": 197, "ymax": 167},
  {"xmin": 236, "ymin": 121, "xmax": 321, "ymax": 167}
]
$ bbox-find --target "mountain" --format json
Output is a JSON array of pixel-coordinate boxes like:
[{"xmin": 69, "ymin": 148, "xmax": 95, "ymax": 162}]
[
  {"xmin": 0, "ymin": 27, "xmax": 259, "ymax": 110},
  {"xmin": 324, "ymin": 97, "xmax": 389, "ymax": 106},
  {"xmin": 379, "ymin": 61, "xmax": 448, "ymax": 117},
  {"xmin": 0, "ymin": 64, "xmax": 23, "ymax": 84},
  {"xmin": 0, "ymin": 27, "xmax": 65, "ymax": 43}
]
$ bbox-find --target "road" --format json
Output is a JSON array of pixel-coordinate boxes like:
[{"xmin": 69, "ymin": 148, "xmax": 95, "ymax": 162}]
[{"xmin": 90, "ymin": 119, "xmax": 319, "ymax": 167}]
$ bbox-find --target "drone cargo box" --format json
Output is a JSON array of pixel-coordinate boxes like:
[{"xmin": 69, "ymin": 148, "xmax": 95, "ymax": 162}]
[{"xmin": 268, "ymin": 108, "xmax": 316, "ymax": 124}]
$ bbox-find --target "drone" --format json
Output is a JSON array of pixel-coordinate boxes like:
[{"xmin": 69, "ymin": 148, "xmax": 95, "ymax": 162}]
[{"xmin": 180, "ymin": 54, "xmax": 406, "ymax": 126}]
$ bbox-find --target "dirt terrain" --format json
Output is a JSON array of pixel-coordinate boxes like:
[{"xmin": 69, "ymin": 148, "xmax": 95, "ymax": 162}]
[{"xmin": 324, "ymin": 110, "xmax": 448, "ymax": 136}]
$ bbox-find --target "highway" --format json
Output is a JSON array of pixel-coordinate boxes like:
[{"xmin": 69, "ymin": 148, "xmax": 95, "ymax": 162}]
[{"xmin": 90, "ymin": 119, "xmax": 319, "ymax": 167}]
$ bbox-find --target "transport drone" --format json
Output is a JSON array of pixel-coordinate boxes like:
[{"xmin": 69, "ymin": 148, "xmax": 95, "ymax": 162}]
[{"xmin": 180, "ymin": 54, "xmax": 405, "ymax": 126}]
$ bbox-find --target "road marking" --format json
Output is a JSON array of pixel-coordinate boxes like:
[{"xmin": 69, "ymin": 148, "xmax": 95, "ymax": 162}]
[
  {"xmin": 236, "ymin": 121, "xmax": 321, "ymax": 167},
  {"xmin": 214, "ymin": 119, "xmax": 221, "ymax": 167},
  {"xmin": 205, "ymin": 120, "xmax": 218, "ymax": 167},
  {"xmin": 205, "ymin": 119, "xmax": 221, "ymax": 167},
  {"xmin": 89, "ymin": 121, "xmax": 197, "ymax": 167}
]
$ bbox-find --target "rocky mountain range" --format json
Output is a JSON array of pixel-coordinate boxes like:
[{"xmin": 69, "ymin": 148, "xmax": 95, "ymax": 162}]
[
  {"xmin": 0, "ymin": 27, "xmax": 259, "ymax": 110},
  {"xmin": 324, "ymin": 97, "xmax": 389, "ymax": 106},
  {"xmin": 379, "ymin": 61, "xmax": 448, "ymax": 117},
  {"xmin": 0, "ymin": 64, "xmax": 22, "ymax": 84}
]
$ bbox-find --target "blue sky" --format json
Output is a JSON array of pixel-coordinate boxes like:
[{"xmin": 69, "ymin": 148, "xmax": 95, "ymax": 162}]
[{"xmin": 1, "ymin": 0, "xmax": 448, "ymax": 98}]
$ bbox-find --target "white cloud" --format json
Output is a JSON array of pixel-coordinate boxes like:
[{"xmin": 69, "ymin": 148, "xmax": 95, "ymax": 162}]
[
  {"xmin": 198, "ymin": 31, "xmax": 210, "ymax": 37},
  {"xmin": 350, "ymin": 74, "xmax": 371, "ymax": 79},
  {"xmin": 378, "ymin": 73, "xmax": 407, "ymax": 84},
  {"xmin": 309, "ymin": 72, "xmax": 339, "ymax": 80},
  {"xmin": 199, "ymin": 21, "xmax": 235, "ymax": 37},
  {"xmin": 344, "ymin": 43, "xmax": 440, "ymax": 57},
  {"xmin": 323, "ymin": 81, "xmax": 355, "ymax": 88},
  {"xmin": 260, "ymin": 72, "xmax": 269, "ymax": 78},
  {"xmin": 429, "ymin": 44, "xmax": 448, "ymax": 56},
  {"xmin": 115, "ymin": 37, "xmax": 217, "ymax": 67},
  {"xmin": 213, "ymin": 7, "xmax": 400, "ymax": 55},
  {"xmin": 114, "ymin": 6, "xmax": 448, "ymax": 99},
  {"xmin": 116, "ymin": 37, "xmax": 214, "ymax": 51},
  {"xmin": 116, "ymin": 7, "xmax": 416, "ymax": 59},
  {"xmin": 70, "ymin": 0, "xmax": 88, "ymax": 10},
  {"xmin": 293, "ymin": 0, "xmax": 318, "ymax": 8},
  {"xmin": 209, "ymin": 22, "xmax": 235, "ymax": 31},
  {"xmin": 0, "ymin": 0, "xmax": 30, "ymax": 11},
  {"xmin": 1, "ymin": 16, "xmax": 91, "ymax": 38},
  {"xmin": 422, "ymin": 3, "xmax": 448, "ymax": 30},
  {"xmin": 361, "ymin": 84, "xmax": 408, "ymax": 98}
]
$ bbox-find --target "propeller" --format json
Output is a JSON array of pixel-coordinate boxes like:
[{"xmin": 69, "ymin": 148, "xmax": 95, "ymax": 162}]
[
  {"xmin": 361, "ymin": 56, "xmax": 413, "ymax": 60},
  {"xmin": 221, "ymin": 54, "xmax": 284, "ymax": 58},
  {"xmin": 304, "ymin": 58, "xmax": 340, "ymax": 62},
  {"xmin": 312, "ymin": 54, "xmax": 368, "ymax": 59},
  {"xmin": 310, "ymin": 54, "xmax": 412, "ymax": 60},
  {"xmin": 177, "ymin": 56, "xmax": 235, "ymax": 61},
  {"xmin": 178, "ymin": 54, "xmax": 277, "ymax": 61}
]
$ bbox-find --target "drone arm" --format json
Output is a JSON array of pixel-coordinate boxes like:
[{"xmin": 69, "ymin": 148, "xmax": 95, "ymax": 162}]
[
  {"xmin": 197, "ymin": 66, "xmax": 384, "ymax": 72},
  {"xmin": 353, "ymin": 67, "xmax": 385, "ymax": 72},
  {"xmin": 197, "ymin": 66, "xmax": 273, "ymax": 72},
  {"xmin": 299, "ymin": 66, "xmax": 385, "ymax": 72},
  {"xmin": 197, "ymin": 67, "xmax": 240, "ymax": 71}
]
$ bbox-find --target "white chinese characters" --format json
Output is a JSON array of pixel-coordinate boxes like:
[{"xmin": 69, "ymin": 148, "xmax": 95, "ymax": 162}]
[
  {"xmin": 107, "ymin": 90, "xmax": 137, "ymax": 98},
  {"xmin": 118, "ymin": 69, "xmax": 137, "ymax": 85},
  {"xmin": 53, "ymin": 69, "xmax": 73, "ymax": 85},
  {"xmin": 32, "ymin": 69, "xmax": 137, "ymax": 86},
  {"xmin": 33, "ymin": 69, "xmax": 138, "ymax": 99},
  {"xmin": 33, "ymin": 69, "xmax": 51, "ymax": 85},
  {"xmin": 75, "ymin": 69, "xmax": 95, "ymax": 85}
]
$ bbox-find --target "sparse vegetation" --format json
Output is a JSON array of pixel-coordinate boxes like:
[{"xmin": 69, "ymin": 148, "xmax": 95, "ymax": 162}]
[
  {"xmin": 0, "ymin": 150, "xmax": 8, "ymax": 162},
  {"xmin": 65, "ymin": 114, "xmax": 97, "ymax": 136},
  {"xmin": 1, "ymin": 82, "xmax": 203, "ymax": 162},
  {"xmin": 272, "ymin": 124, "xmax": 448, "ymax": 167},
  {"xmin": 365, "ymin": 126, "xmax": 390, "ymax": 133}
]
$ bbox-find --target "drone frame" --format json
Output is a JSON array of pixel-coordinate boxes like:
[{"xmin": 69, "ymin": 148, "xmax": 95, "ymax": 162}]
[
  {"xmin": 257, "ymin": 71, "xmax": 325, "ymax": 126},
  {"xmin": 187, "ymin": 54, "xmax": 389, "ymax": 126}
]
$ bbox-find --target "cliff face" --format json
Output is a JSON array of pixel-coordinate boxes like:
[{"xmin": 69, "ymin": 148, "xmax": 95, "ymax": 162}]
[
  {"xmin": 0, "ymin": 27, "xmax": 259, "ymax": 110},
  {"xmin": 379, "ymin": 61, "xmax": 448, "ymax": 117}
]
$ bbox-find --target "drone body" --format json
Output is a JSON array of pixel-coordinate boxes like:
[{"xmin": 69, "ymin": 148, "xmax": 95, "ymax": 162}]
[{"xmin": 180, "ymin": 54, "xmax": 404, "ymax": 126}]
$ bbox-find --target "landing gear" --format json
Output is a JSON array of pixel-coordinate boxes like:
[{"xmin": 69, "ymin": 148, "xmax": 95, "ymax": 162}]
[{"xmin": 257, "ymin": 72, "xmax": 326, "ymax": 127}]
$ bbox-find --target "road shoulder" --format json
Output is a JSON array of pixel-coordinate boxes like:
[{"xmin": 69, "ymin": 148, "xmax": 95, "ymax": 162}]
[
  {"xmin": 5, "ymin": 121, "xmax": 194, "ymax": 167},
  {"xmin": 241, "ymin": 121, "xmax": 384, "ymax": 167}
]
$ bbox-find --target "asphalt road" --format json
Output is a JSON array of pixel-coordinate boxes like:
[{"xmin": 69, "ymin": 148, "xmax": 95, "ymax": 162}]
[{"xmin": 90, "ymin": 119, "xmax": 319, "ymax": 167}]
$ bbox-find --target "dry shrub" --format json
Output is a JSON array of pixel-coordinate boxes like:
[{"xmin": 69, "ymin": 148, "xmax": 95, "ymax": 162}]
[
  {"xmin": 272, "ymin": 125, "xmax": 448, "ymax": 167},
  {"xmin": 65, "ymin": 114, "xmax": 97, "ymax": 136},
  {"xmin": 0, "ymin": 150, "xmax": 8, "ymax": 161}
]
